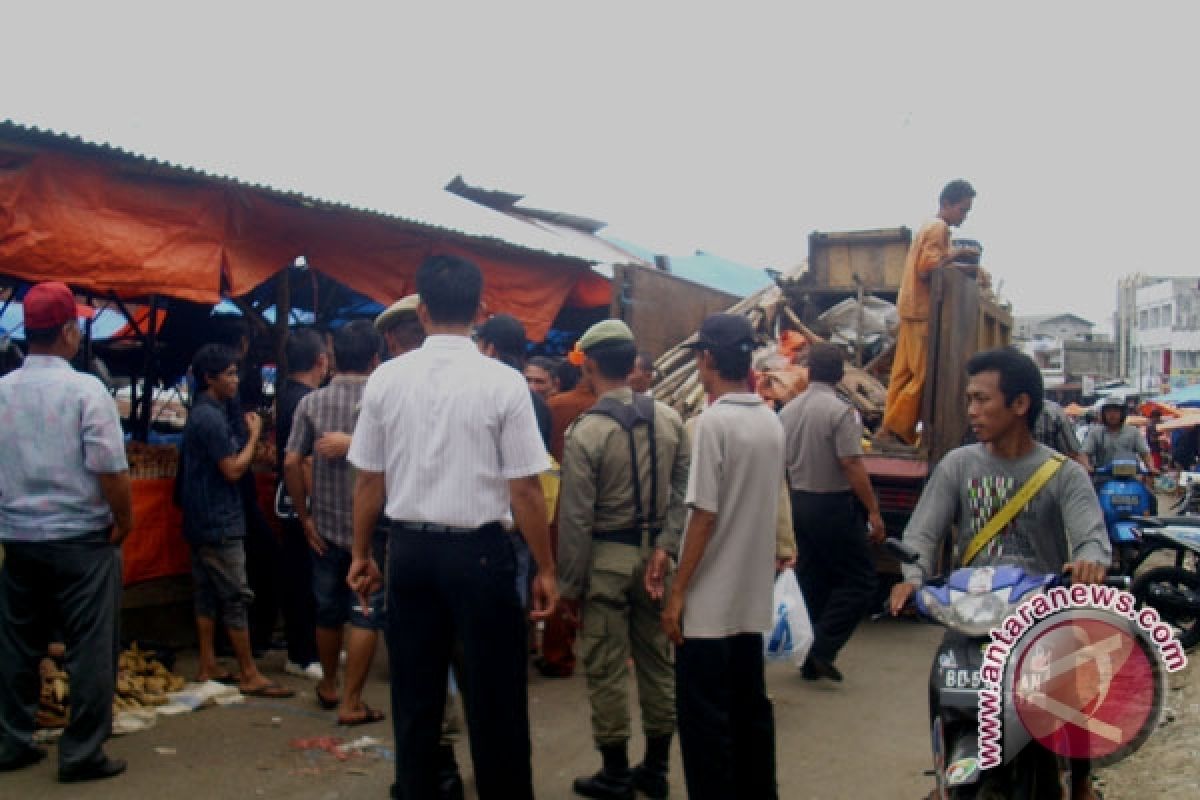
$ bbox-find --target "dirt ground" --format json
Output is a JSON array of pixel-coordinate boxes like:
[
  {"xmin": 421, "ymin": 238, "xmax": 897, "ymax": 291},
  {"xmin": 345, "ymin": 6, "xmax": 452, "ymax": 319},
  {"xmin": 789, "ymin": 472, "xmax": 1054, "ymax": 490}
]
[
  {"xmin": 3, "ymin": 614, "xmax": 1192, "ymax": 799},
  {"xmin": 3, "ymin": 618, "xmax": 943, "ymax": 800}
]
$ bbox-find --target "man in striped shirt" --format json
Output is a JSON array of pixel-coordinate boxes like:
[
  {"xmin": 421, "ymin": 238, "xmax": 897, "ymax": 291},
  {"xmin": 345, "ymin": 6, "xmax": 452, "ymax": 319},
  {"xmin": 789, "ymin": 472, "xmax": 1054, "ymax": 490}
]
[{"xmin": 285, "ymin": 320, "xmax": 385, "ymax": 727}]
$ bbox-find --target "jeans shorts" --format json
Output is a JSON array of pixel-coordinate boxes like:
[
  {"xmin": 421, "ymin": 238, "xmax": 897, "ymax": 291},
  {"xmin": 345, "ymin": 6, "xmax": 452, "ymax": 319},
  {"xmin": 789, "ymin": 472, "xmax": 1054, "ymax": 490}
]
[
  {"xmin": 191, "ymin": 539, "xmax": 254, "ymax": 630},
  {"xmin": 311, "ymin": 532, "xmax": 387, "ymax": 632}
]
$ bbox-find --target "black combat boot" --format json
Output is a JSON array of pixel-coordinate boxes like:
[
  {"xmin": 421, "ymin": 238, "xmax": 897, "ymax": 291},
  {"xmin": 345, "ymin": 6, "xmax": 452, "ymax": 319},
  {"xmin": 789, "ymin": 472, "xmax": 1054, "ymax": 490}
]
[
  {"xmin": 633, "ymin": 734, "xmax": 672, "ymax": 796},
  {"xmin": 573, "ymin": 743, "xmax": 634, "ymax": 800},
  {"xmin": 631, "ymin": 734, "xmax": 672, "ymax": 798}
]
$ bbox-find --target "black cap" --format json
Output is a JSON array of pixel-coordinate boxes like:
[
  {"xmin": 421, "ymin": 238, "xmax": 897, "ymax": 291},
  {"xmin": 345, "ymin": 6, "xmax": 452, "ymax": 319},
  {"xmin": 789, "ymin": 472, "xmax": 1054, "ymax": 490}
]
[
  {"xmin": 475, "ymin": 313, "xmax": 527, "ymax": 357},
  {"xmin": 684, "ymin": 313, "xmax": 758, "ymax": 353}
]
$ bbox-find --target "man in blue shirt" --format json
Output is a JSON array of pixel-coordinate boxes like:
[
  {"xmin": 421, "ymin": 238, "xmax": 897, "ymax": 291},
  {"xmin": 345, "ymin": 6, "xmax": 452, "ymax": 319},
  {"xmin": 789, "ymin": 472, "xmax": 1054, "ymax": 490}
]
[
  {"xmin": 0, "ymin": 282, "xmax": 132, "ymax": 783},
  {"xmin": 180, "ymin": 344, "xmax": 293, "ymax": 700}
]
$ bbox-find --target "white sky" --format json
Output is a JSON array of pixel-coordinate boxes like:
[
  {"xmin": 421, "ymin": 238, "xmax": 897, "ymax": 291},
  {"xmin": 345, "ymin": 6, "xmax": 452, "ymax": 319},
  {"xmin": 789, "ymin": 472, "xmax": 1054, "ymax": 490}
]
[{"xmin": 4, "ymin": 2, "xmax": 1198, "ymax": 333}]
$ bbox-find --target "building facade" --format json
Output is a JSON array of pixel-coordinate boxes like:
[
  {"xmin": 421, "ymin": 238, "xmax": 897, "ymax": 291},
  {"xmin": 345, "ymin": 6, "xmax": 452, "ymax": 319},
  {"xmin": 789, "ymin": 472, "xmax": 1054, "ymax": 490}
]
[{"xmin": 1131, "ymin": 278, "xmax": 1200, "ymax": 393}]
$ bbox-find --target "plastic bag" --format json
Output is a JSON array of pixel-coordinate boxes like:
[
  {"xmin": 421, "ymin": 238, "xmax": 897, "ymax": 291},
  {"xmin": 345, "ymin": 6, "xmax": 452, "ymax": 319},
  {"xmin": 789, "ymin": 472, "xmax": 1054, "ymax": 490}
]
[{"xmin": 764, "ymin": 568, "xmax": 814, "ymax": 665}]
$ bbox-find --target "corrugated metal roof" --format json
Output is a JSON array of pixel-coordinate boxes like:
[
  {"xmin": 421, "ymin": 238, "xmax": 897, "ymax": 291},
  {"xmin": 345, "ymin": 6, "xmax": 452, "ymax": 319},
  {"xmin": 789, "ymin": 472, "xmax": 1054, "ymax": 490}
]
[{"xmin": 0, "ymin": 119, "xmax": 615, "ymax": 268}]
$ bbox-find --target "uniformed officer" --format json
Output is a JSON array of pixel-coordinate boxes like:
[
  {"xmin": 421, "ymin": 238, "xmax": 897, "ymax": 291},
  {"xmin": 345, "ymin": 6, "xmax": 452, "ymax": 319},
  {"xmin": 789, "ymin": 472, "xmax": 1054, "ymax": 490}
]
[
  {"xmin": 778, "ymin": 343, "xmax": 885, "ymax": 682},
  {"xmin": 557, "ymin": 320, "xmax": 690, "ymax": 800}
]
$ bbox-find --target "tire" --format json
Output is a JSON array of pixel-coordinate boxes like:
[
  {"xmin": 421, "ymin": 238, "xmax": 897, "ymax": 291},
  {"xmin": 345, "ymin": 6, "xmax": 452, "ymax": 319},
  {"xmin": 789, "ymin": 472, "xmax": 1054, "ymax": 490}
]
[{"xmin": 1132, "ymin": 566, "xmax": 1200, "ymax": 650}]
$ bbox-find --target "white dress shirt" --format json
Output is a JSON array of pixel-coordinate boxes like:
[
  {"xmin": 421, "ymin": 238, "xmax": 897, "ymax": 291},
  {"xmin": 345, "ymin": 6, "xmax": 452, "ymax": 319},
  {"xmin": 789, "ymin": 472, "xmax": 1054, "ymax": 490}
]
[{"xmin": 348, "ymin": 335, "xmax": 550, "ymax": 528}]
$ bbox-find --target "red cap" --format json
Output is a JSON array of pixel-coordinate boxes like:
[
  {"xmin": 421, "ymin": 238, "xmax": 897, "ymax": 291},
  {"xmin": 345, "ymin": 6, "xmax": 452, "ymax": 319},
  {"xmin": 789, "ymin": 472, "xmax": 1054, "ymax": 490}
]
[{"xmin": 23, "ymin": 282, "xmax": 96, "ymax": 330}]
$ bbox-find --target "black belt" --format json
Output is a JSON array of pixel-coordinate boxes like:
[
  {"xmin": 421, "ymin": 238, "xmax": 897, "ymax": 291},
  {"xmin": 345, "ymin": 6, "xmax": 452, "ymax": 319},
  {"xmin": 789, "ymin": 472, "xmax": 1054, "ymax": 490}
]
[
  {"xmin": 390, "ymin": 520, "xmax": 500, "ymax": 535},
  {"xmin": 594, "ymin": 527, "xmax": 661, "ymax": 546}
]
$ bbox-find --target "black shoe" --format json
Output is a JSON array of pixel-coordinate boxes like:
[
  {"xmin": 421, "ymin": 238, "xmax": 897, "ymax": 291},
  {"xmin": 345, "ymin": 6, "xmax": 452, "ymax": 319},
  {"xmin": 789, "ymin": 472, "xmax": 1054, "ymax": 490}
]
[
  {"xmin": 0, "ymin": 746, "xmax": 46, "ymax": 772},
  {"xmin": 59, "ymin": 756, "xmax": 127, "ymax": 783},
  {"xmin": 801, "ymin": 655, "xmax": 843, "ymax": 682},
  {"xmin": 574, "ymin": 744, "xmax": 634, "ymax": 800},
  {"xmin": 631, "ymin": 734, "xmax": 671, "ymax": 799},
  {"xmin": 631, "ymin": 766, "xmax": 669, "ymax": 799},
  {"xmin": 437, "ymin": 744, "xmax": 465, "ymax": 800}
]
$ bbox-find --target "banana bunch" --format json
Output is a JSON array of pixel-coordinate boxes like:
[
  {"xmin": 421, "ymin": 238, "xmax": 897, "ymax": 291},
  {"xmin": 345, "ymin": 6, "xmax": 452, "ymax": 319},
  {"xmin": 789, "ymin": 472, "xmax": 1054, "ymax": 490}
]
[
  {"xmin": 36, "ymin": 643, "xmax": 188, "ymax": 727},
  {"xmin": 37, "ymin": 666, "xmax": 70, "ymax": 728}
]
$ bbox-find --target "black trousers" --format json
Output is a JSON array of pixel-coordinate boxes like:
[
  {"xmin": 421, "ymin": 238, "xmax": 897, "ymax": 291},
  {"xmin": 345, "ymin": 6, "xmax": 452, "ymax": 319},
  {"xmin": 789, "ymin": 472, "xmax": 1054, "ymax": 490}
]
[
  {"xmin": 791, "ymin": 489, "xmax": 877, "ymax": 664},
  {"xmin": 676, "ymin": 633, "xmax": 777, "ymax": 800},
  {"xmin": 386, "ymin": 524, "xmax": 533, "ymax": 800},
  {"xmin": 279, "ymin": 518, "xmax": 318, "ymax": 666},
  {"xmin": 0, "ymin": 532, "xmax": 121, "ymax": 770}
]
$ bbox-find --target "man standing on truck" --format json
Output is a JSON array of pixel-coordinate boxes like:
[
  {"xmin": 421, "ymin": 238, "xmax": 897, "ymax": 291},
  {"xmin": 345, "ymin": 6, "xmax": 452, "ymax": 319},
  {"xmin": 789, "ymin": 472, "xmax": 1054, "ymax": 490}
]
[{"xmin": 878, "ymin": 180, "xmax": 980, "ymax": 445}]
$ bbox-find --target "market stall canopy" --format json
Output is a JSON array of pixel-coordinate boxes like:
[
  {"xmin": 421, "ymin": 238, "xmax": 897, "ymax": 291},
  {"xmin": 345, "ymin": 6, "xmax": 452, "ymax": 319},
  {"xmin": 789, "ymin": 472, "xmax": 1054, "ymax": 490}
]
[
  {"xmin": 1154, "ymin": 383, "xmax": 1200, "ymax": 409},
  {"xmin": 0, "ymin": 120, "xmax": 611, "ymax": 340}
]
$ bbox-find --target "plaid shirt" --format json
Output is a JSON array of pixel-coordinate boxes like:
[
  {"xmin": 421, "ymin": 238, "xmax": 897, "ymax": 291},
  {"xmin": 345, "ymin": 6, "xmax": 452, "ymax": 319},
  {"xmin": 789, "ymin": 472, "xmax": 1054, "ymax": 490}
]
[
  {"xmin": 1033, "ymin": 400, "xmax": 1082, "ymax": 457},
  {"xmin": 286, "ymin": 375, "xmax": 368, "ymax": 549}
]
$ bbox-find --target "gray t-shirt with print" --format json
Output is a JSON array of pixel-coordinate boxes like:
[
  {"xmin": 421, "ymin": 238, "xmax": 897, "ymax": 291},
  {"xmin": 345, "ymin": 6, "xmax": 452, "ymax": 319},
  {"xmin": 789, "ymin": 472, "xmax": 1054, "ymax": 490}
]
[{"xmin": 901, "ymin": 443, "xmax": 1110, "ymax": 585}]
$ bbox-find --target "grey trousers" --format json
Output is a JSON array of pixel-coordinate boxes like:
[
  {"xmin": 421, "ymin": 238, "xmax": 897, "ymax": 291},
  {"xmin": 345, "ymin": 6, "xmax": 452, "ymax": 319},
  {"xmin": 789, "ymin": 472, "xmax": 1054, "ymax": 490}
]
[{"xmin": 0, "ymin": 531, "xmax": 121, "ymax": 770}]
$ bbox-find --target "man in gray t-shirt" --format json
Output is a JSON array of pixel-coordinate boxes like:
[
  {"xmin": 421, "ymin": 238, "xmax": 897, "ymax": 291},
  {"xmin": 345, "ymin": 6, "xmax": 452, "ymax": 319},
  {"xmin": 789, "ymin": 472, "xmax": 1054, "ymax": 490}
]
[
  {"xmin": 888, "ymin": 347, "xmax": 1110, "ymax": 800},
  {"xmin": 659, "ymin": 313, "xmax": 781, "ymax": 800},
  {"xmin": 891, "ymin": 349, "xmax": 1110, "ymax": 609},
  {"xmin": 1082, "ymin": 399, "xmax": 1153, "ymax": 473}
]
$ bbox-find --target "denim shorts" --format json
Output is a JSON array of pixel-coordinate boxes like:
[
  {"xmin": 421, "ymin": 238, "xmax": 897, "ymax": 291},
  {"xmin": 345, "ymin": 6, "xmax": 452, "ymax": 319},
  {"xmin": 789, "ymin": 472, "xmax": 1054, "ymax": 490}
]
[
  {"xmin": 191, "ymin": 539, "xmax": 254, "ymax": 630},
  {"xmin": 311, "ymin": 532, "xmax": 387, "ymax": 631}
]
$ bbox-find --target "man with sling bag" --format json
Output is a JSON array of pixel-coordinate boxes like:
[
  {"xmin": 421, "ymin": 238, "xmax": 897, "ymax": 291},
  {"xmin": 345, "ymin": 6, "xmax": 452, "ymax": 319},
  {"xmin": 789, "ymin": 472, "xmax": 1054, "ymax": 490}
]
[
  {"xmin": 888, "ymin": 347, "xmax": 1110, "ymax": 800},
  {"xmin": 557, "ymin": 320, "xmax": 690, "ymax": 800}
]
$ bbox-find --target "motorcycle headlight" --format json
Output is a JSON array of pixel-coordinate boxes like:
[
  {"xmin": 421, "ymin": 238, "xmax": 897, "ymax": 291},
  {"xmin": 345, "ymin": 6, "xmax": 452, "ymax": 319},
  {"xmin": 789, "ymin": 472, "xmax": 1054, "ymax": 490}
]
[{"xmin": 922, "ymin": 587, "xmax": 1014, "ymax": 636}]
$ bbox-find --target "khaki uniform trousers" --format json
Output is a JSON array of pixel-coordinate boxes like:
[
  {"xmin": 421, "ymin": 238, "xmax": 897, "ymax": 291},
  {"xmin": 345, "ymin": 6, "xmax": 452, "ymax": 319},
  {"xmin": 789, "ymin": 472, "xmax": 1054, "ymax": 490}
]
[
  {"xmin": 580, "ymin": 540, "xmax": 675, "ymax": 747},
  {"xmin": 882, "ymin": 319, "xmax": 929, "ymax": 444}
]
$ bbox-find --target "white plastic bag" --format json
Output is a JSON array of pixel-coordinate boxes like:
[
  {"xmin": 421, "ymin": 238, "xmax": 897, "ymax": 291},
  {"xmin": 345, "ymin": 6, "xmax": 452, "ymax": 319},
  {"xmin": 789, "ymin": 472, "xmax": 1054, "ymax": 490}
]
[{"xmin": 764, "ymin": 568, "xmax": 814, "ymax": 665}]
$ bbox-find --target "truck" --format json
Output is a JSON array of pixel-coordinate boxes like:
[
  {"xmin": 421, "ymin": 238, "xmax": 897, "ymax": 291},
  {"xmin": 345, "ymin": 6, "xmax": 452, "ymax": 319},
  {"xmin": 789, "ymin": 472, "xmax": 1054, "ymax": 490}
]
[{"xmin": 791, "ymin": 228, "xmax": 1013, "ymax": 572}]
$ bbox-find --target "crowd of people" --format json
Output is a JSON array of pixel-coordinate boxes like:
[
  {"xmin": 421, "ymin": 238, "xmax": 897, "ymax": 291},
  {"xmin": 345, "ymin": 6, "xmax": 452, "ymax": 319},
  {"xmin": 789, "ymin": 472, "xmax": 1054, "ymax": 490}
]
[{"xmin": 0, "ymin": 237, "xmax": 1192, "ymax": 800}]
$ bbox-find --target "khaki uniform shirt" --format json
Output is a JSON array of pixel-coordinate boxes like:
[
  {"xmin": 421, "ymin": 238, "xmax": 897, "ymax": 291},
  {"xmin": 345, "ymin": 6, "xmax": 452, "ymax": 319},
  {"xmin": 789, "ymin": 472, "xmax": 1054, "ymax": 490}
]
[
  {"xmin": 557, "ymin": 388, "xmax": 689, "ymax": 600},
  {"xmin": 779, "ymin": 382, "xmax": 864, "ymax": 493}
]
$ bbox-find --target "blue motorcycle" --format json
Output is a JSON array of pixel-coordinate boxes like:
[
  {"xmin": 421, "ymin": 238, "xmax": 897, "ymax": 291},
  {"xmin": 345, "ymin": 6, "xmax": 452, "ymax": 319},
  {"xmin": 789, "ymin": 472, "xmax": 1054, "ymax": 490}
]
[{"xmin": 1094, "ymin": 459, "xmax": 1155, "ymax": 575}]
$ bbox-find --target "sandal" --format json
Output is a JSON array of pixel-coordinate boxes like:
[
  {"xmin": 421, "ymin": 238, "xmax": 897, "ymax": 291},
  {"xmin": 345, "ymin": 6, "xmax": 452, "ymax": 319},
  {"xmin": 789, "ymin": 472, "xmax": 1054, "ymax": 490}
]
[
  {"xmin": 240, "ymin": 681, "xmax": 296, "ymax": 699},
  {"xmin": 315, "ymin": 686, "xmax": 340, "ymax": 711},
  {"xmin": 336, "ymin": 703, "xmax": 385, "ymax": 726}
]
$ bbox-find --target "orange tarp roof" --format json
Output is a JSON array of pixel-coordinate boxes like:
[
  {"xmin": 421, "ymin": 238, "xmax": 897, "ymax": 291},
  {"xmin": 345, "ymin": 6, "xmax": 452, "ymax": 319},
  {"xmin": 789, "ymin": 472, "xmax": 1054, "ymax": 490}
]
[{"xmin": 0, "ymin": 145, "xmax": 610, "ymax": 340}]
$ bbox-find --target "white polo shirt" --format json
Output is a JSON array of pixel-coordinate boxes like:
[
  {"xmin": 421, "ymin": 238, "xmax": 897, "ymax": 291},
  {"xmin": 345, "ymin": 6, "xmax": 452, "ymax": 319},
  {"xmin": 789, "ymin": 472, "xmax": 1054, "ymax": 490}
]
[{"xmin": 347, "ymin": 335, "xmax": 550, "ymax": 528}]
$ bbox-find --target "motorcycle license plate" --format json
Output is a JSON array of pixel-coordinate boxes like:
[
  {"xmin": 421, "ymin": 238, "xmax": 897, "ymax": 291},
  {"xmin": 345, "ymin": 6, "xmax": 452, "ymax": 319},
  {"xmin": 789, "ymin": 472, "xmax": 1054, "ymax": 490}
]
[
  {"xmin": 1112, "ymin": 495, "xmax": 1141, "ymax": 506},
  {"xmin": 943, "ymin": 668, "xmax": 982, "ymax": 689}
]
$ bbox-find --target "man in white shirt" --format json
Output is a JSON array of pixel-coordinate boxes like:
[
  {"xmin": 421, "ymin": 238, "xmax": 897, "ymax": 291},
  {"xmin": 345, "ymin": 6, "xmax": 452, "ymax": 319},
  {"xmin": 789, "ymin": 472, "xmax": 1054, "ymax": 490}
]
[{"xmin": 346, "ymin": 254, "xmax": 558, "ymax": 800}]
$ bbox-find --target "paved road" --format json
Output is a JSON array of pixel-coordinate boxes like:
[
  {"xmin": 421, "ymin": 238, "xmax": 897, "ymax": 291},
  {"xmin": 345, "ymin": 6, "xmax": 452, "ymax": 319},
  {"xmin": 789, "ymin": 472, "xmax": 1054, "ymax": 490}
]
[{"xmin": 4, "ymin": 617, "xmax": 943, "ymax": 800}]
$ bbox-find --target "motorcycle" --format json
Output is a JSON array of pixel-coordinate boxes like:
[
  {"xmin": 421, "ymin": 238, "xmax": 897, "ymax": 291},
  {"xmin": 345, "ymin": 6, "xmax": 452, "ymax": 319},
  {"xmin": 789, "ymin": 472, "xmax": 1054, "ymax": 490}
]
[
  {"xmin": 888, "ymin": 540, "xmax": 1127, "ymax": 799},
  {"xmin": 1093, "ymin": 460, "xmax": 1155, "ymax": 575},
  {"xmin": 1129, "ymin": 516, "xmax": 1200, "ymax": 649},
  {"xmin": 1091, "ymin": 462, "xmax": 1200, "ymax": 649}
]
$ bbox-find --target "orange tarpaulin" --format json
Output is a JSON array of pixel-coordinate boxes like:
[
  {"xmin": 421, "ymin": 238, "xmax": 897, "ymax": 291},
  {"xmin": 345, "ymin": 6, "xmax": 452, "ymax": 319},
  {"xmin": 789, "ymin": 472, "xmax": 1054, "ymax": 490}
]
[
  {"xmin": 121, "ymin": 473, "xmax": 278, "ymax": 587},
  {"xmin": 0, "ymin": 149, "xmax": 609, "ymax": 341}
]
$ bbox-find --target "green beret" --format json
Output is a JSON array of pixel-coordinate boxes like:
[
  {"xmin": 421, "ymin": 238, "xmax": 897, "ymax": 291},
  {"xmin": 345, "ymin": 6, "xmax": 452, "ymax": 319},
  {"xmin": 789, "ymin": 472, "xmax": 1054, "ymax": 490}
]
[
  {"xmin": 374, "ymin": 294, "xmax": 420, "ymax": 332},
  {"xmin": 577, "ymin": 319, "xmax": 635, "ymax": 352}
]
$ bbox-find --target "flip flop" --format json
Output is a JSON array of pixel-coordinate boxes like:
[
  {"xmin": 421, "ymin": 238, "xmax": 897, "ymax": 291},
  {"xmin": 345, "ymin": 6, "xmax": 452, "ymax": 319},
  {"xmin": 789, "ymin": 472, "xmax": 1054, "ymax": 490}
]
[
  {"xmin": 315, "ymin": 687, "xmax": 340, "ymax": 711},
  {"xmin": 241, "ymin": 681, "xmax": 296, "ymax": 699},
  {"xmin": 197, "ymin": 672, "xmax": 237, "ymax": 685},
  {"xmin": 336, "ymin": 703, "xmax": 385, "ymax": 726}
]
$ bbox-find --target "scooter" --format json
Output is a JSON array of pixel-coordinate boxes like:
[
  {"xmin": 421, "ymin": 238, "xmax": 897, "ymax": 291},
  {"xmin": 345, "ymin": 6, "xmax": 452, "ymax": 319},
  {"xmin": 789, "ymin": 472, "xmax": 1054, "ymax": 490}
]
[
  {"xmin": 888, "ymin": 540, "xmax": 1127, "ymax": 799},
  {"xmin": 1092, "ymin": 463, "xmax": 1200, "ymax": 649},
  {"xmin": 1093, "ymin": 460, "xmax": 1155, "ymax": 575}
]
